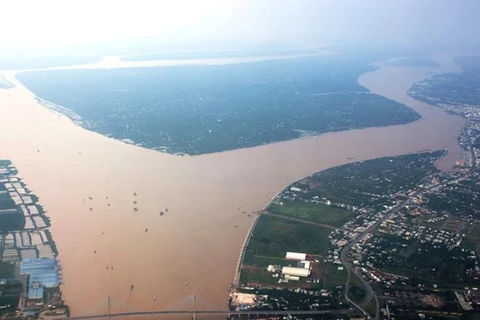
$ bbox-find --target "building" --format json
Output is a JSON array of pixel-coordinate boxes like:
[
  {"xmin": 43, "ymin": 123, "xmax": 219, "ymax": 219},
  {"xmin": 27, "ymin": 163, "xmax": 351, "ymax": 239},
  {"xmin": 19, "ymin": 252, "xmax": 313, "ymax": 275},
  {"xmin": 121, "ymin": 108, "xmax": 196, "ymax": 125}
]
[
  {"xmin": 281, "ymin": 266, "xmax": 310, "ymax": 278},
  {"xmin": 285, "ymin": 252, "xmax": 307, "ymax": 260},
  {"xmin": 20, "ymin": 258, "xmax": 60, "ymax": 301},
  {"xmin": 298, "ymin": 260, "xmax": 310, "ymax": 270}
]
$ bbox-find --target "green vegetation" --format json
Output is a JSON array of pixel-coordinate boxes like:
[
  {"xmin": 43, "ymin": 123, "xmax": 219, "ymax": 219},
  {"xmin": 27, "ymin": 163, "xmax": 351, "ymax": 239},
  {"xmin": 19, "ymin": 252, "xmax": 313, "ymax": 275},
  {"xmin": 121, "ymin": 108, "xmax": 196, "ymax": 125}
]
[
  {"xmin": 0, "ymin": 280, "xmax": 22, "ymax": 315},
  {"xmin": 462, "ymin": 223, "xmax": 480, "ymax": 254},
  {"xmin": 44, "ymin": 229, "xmax": 59, "ymax": 256},
  {"xmin": 0, "ymin": 190, "xmax": 16, "ymax": 210},
  {"xmin": 0, "ymin": 261, "xmax": 15, "ymax": 278},
  {"xmin": 249, "ymin": 255, "xmax": 292, "ymax": 267},
  {"xmin": 240, "ymin": 267, "xmax": 281, "ymax": 286},
  {"xmin": 408, "ymin": 55, "xmax": 480, "ymax": 108},
  {"xmin": 241, "ymin": 151, "xmax": 445, "ymax": 288},
  {"xmin": 363, "ymin": 297, "xmax": 377, "ymax": 319},
  {"xmin": 244, "ymin": 215, "xmax": 330, "ymax": 263},
  {"xmin": 386, "ymin": 57, "xmax": 440, "ymax": 67},
  {"xmin": 414, "ymin": 214, "xmax": 446, "ymax": 229},
  {"xmin": 268, "ymin": 202, "xmax": 352, "ymax": 227},
  {"xmin": 460, "ymin": 237, "xmax": 478, "ymax": 252},
  {"xmin": 348, "ymin": 286, "xmax": 366, "ymax": 304},
  {"xmin": 17, "ymin": 54, "xmax": 419, "ymax": 155},
  {"xmin": 424, "ymin": 175, "xmax": 480, "ymax": 221},
  {"xmin": 288, "ymin": 151, "xmax": 443, "ymax": 209},
  {"xmin": 240, "ymin": 215, "xmax": 331, "ymax": 286},
  {"xmin": 369, "ymin": 234, "xmax": 478, "ymax": 286},
  {"xmin": 322, "ymin": 263, "xmax": 348, "ymax": 288},
  {"xmin": 470, "ymin": 224, "xmax": 480, "ymax": 238}
]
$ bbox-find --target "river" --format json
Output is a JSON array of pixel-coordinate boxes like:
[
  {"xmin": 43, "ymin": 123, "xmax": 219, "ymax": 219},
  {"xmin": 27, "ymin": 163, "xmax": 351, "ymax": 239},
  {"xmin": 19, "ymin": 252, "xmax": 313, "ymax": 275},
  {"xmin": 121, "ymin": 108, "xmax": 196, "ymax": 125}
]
[{"xmin": 0, "ymin": 53, "xmax": 465, "ymax": 318}]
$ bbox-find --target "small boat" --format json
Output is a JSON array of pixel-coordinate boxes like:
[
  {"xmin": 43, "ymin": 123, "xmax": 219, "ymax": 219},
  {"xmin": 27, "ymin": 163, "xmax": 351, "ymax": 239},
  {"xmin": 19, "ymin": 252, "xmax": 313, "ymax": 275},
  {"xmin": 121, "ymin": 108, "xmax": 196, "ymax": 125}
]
[
  {"xmin": 153, "ymin": 296, "xmax": 156, "ymax": 301},
  {"xmin": 130, "ymin": 284, "xmax": 134, "ymax": 291}
]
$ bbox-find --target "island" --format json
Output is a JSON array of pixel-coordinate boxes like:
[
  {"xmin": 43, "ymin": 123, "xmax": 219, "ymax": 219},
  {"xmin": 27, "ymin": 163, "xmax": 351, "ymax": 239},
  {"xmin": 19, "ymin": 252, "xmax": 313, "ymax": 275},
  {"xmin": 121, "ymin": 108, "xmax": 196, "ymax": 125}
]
[{"xmin": 16, "ymin": 54, "xmax": 420, "ymax": 155}]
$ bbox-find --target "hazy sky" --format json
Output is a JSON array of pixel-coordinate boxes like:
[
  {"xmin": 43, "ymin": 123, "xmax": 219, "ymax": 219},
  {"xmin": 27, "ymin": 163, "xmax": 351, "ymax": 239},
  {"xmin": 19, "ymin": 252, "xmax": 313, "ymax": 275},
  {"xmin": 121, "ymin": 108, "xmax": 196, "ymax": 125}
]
[{"xmin": 0, "ymin": 0, "xmax": 479, "ymax": 56}]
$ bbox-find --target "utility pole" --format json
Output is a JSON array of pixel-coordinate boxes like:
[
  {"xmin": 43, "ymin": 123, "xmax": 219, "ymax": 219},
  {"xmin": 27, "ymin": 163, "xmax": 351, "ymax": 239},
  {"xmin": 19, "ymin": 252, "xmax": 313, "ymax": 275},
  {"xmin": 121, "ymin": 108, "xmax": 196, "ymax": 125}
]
[
  {"xmin": 192, "ymin": 293, "xmax": 196, "ymax": 320},
  {"xmin": 107, "ymin": 295, "xmax": 111, "ymax": 320}
]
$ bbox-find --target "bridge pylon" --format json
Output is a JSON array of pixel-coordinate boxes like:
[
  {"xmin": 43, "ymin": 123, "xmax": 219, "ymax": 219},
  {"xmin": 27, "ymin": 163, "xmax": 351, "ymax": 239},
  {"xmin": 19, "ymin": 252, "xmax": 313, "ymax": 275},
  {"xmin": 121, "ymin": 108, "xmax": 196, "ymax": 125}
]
[{"xmin": 192, "ymin": 293, "xmax": 196, "ymax": 320}]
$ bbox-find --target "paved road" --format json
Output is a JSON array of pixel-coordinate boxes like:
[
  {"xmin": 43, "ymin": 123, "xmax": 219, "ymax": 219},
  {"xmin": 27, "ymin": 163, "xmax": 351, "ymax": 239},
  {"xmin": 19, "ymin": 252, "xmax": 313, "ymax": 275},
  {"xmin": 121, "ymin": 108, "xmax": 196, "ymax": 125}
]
[
  {"xmin": 339, "ymin": 180, "xmax": 445, "ymax": 320},
  {"xmin": 339, "ymin": 172, "xmax": 469, "ymax": 320}
]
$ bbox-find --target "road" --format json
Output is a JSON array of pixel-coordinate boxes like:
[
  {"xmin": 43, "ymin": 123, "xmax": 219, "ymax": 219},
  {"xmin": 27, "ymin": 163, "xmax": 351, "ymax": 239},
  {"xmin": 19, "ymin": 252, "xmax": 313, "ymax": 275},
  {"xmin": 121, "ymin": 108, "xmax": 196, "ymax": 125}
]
[
  {"xmin": 339, "ymin": 168, "xmax": 471, "ymax": 320},
  {"xmin": 339, "ymin": 177, "xmax": 453, "ymax": 320}
]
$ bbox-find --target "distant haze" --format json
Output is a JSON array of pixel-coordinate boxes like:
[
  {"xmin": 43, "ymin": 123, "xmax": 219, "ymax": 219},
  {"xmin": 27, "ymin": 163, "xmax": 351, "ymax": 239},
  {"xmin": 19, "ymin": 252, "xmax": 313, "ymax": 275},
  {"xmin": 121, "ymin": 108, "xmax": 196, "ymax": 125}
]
[{"xmin": 1, "ymin": 0, "xmax": 479, "ymax": 57}]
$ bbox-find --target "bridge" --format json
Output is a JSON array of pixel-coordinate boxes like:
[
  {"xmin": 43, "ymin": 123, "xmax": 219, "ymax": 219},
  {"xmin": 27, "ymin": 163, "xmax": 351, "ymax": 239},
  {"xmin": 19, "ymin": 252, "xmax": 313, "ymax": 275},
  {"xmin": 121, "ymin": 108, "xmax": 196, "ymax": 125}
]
[
  {"xmin": 58, "ymin": 293, "xmax": 350, "ymax": 320},
  {"xmin": 65, "ymin": 309, "xmax": 349, "ymax": 319}
]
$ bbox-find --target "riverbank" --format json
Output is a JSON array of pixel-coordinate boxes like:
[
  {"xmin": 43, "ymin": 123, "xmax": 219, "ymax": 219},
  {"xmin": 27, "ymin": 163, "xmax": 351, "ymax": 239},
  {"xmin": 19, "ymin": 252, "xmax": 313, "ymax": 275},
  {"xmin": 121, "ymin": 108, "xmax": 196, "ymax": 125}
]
[{"xmin": 0, "ymin": 52, "xmax": 467, "ymax": 317}]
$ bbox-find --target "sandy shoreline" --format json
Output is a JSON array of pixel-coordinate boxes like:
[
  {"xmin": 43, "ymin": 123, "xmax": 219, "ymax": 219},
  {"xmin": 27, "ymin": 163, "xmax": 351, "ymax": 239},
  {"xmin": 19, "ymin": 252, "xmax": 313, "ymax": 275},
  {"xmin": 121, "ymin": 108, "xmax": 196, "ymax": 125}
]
[{"xmin": 0, "ymin": 53, "xmax": 466, "ymax": 318}]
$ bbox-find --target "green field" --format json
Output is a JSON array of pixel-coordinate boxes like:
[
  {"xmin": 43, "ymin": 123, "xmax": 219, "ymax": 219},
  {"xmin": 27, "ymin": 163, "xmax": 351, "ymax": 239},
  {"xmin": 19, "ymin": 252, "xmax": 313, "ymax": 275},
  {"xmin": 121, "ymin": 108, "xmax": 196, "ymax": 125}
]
[
  {"xmin": 268, "ymin": 202, "xmax": 353, "ymax": 227},
  {"xmin": 322, "ymin": 263, "xmax": 348, "ymax": 288},
  {"xmin": 469, "ymin": 224, "xmax": 480, "ymax": 238},
  {"xmin": 462, "ymin": 223, "xmax": 480, "ymax": 254},
  {"xmin": 364, "ymin": 297, "xmax": 378, "ymax": 318},
  {"xmin": 240, "ymin": 266, "xmax": 281, "ymax": 286},
  {"xmin": 240, "ymin": 215, "xmax": 331, "ymax": 286},
  {"xmin": 348, "ymin": 285, "xmax": 367, "ymax": 304},
  {"xmin": 248, "ymin": 255, "xmax": 293, "ymax": 267},
  {"xmin": 461, "ymin": 237, "xmax": 478, "ymax": 252},
  {"xmin": 243, "ymin": 215, "xmax": 331, "ymax": 264}
]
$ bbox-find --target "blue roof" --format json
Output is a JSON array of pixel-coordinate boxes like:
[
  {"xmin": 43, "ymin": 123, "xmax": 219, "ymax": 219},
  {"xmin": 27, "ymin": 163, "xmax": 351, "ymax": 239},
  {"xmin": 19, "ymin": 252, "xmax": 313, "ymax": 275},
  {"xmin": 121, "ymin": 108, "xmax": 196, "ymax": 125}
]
[
  {"xmin": 20, "ymin": 258, "xmax": 59, "ymax": 299},
  {"xmin": 28, "ymin": 286, "xmax": 44, "ymax": 300}
]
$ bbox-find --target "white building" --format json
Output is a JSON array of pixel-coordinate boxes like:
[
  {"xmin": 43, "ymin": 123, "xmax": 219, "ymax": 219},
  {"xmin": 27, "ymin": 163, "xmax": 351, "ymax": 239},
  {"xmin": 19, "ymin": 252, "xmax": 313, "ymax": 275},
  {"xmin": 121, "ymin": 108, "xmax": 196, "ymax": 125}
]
[
  {"xmin": 300, "ymin": 260, "xmax": 311, "ymax": 270},
  {"xmin": 285, "ymin": 252, "xmax": 307, "ymax": 260},
  {"xmin": 282, "ymin": 266, "xmax": 310, "ymax": 278}
]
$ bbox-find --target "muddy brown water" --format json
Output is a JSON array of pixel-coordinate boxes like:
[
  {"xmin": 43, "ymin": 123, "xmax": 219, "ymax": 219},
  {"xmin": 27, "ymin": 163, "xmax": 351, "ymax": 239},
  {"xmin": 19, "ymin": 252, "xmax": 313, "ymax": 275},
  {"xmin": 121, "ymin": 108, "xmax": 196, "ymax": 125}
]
[{"xmin": 0, "ymin": 53, "xmax": 465, "ymax": 318}]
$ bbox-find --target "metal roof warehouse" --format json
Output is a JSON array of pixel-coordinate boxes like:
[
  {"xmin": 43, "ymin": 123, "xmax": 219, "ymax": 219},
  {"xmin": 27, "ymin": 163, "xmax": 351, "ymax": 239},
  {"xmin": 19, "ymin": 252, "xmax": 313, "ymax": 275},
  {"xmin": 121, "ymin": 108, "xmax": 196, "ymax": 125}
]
[{"xmin": 20, "ymin": 258, "xmax": 60, "ymax": 300}]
